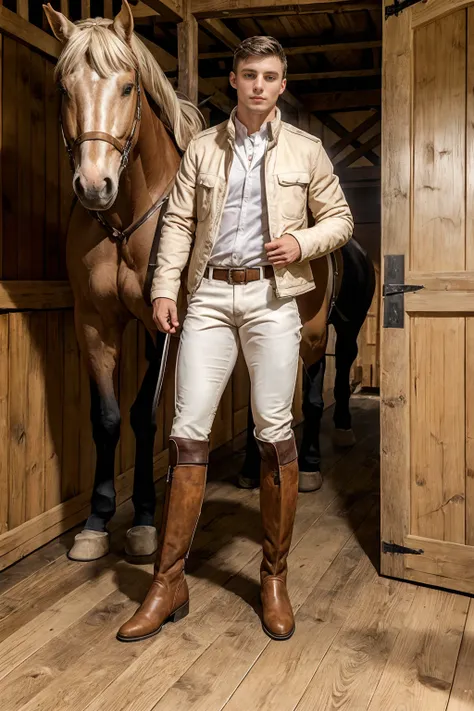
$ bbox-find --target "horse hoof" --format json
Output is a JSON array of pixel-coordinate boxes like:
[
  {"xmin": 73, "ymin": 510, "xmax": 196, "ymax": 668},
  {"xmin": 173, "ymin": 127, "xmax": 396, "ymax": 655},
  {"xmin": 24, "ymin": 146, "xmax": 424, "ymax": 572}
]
[
  {"xmin": 237, "ymin": 472, "xmax": 259, "ymax": 489},
  {"xmin": 333, "ymin": 428, "xmax": 356, "ymax": 448},
  {"xmin": 125, "ymin": 526, "xmax": 158, "ymax": 557},
  {"xmin": 299, "ymin": 471, "xmax": 323, "ymax": 492},
  {"xmin": 68, "ymin": 530, "xmax": 110, "ymax": 561}
]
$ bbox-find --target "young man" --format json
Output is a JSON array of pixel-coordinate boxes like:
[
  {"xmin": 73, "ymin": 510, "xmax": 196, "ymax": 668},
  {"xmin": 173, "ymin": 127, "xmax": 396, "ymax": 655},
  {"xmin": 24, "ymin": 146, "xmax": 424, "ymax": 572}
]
[{"xmin": 118, "ymin": 36, "xmax": 353, "ymax": 643}]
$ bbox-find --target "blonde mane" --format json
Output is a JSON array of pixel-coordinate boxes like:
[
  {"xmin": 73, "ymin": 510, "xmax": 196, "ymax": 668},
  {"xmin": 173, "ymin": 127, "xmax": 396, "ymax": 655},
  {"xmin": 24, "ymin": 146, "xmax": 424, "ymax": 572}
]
[{"xmin": 55, "ymin": 17, "xmax": 205, "ymax": 152}]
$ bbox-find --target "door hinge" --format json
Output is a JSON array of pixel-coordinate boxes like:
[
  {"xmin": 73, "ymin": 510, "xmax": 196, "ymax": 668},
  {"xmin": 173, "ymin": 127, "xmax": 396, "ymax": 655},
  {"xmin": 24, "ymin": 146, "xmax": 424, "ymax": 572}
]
[
  {"xmin": 382, "ymin": 541, "xmax": 424, "ymax": 555},
  {"xmin": 385, "ymin": 0, "xmax": 427, "ymax": 20},
  {"xmin": 383, "ymin": 255, "xmax": 424, "ymax": 329}
]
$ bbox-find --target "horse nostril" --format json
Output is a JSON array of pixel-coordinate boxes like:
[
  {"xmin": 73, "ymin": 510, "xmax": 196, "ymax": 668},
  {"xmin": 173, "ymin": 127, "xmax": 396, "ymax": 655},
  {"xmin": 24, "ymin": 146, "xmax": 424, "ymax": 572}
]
[
  {"xmin": 74, "ymin": 175, "xmax": 85, "ymax": 197},
  {"xmin": 103, "ymin": 177, "xmax": 113, "ymax": 196}
]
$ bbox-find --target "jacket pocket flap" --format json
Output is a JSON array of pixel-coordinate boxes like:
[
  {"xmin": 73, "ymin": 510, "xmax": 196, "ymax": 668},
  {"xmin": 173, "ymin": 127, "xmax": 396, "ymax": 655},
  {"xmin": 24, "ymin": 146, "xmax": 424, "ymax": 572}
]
[
  {"xmin": 277, "ymin": 172, "xmax": 311, "ymax": 187},
  {"xmin": 197, "ymin": 173, "xmax": 218, "ymax": 188}
]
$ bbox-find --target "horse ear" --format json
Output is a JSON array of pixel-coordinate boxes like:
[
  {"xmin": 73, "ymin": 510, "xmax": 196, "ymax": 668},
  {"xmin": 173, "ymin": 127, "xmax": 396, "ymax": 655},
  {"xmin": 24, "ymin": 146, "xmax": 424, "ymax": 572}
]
[
  {"xmin": 112, "ymin": 0, "xmax": 134, "ymax": 44},
  {"xmin": 42, "ymin": 3, "xmax": 77, "ymax": 44}
]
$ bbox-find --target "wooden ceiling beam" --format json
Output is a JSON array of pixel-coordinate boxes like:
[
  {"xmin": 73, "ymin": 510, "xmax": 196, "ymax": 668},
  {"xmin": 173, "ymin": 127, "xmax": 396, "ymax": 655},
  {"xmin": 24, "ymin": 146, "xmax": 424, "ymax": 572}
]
[
  {"xmin": 141, "ymin": 0, "xmax": 183, "ymax": 22},
  {"xmin": 336, "ymin": 165, "xmax": 380, "ymax": 183},
  {"xmin": 304, "ymin": 89, "xmax": 381, "ymax": 112},
  {"xmin": 288, "ymin": 68, "xmax": 380, "ymax": 81},
  {"xmin": 178, "ymin": 1, "xmax": 199, "ymax": 104},
  {"xmin": 328, "ymin": 110, "xmax": 381, "ymax": 159},
  {"xmin": 316, "ymin": 111, "xmax": 380, "ymax": 164},
  {"xmin": 335, "ymin": 131, "xmax": 381, "ymax": 168},
  {"xmin": 198, "ymin": 39, "xmax": 382, "ymax": 60},
  {"xmin": 200, "ymin": 18, "xmax": 242, "ymax": 49},
  {"xmin": 130, "ymin": 2, "xmax": 160, "ymax": 18},
  {"xmin": 191, "ymin": 0, "xmax": 381, "ymax": 21}
]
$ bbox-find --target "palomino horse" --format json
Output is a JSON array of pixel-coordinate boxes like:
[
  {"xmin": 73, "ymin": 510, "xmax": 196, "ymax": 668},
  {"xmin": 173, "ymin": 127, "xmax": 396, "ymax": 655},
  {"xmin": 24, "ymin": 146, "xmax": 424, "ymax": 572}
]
[
  {"xmin": 239, "ymin": 237, "xmax": 376, "ymax": 492},
  {"xmin": 43, "ymin": 1, "xmax": 204, "ymax": 561}
]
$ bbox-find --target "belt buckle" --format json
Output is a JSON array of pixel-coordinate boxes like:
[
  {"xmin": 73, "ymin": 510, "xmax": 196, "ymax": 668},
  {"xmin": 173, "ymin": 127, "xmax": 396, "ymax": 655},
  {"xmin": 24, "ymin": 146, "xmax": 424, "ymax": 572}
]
[{"xmin": 227, "ymin": 268, "xmax": 246, "ymax": 285}]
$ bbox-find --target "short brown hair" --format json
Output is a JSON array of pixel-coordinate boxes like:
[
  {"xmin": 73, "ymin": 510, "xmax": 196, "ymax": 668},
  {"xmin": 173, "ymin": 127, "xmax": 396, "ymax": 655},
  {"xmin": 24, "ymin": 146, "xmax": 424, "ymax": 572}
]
[{"xmin": 233, "ymin": 36, "xmax": 287, "ymax": 78}]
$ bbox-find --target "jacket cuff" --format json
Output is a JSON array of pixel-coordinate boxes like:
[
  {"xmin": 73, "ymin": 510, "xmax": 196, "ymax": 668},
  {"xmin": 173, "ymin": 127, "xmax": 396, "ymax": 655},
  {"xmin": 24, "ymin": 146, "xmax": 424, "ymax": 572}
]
[
  {"xmin": 150, "ymin": 288, "xmax": 179, "ymax": 303},
  {"xmin": 285, "ymin": 229, "xmax": 310, "ymax": 263}
]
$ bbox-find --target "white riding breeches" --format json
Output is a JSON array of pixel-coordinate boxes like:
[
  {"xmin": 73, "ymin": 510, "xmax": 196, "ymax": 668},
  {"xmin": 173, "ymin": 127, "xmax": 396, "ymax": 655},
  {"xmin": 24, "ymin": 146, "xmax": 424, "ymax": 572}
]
[{"xmin": 170, "ymin": 275, "xmax": 302, "ymax": 443}]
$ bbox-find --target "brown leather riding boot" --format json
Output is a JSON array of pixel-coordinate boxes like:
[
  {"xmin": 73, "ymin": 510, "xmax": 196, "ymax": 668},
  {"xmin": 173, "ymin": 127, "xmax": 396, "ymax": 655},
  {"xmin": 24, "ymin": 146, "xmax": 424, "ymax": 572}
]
[
  {"xmin": 257, "ymin": 434, "xmax": 298, "ymax": 641},
  {"xmin": 117, "ymin": 437, "xmax": 208, "ymax": 642}
]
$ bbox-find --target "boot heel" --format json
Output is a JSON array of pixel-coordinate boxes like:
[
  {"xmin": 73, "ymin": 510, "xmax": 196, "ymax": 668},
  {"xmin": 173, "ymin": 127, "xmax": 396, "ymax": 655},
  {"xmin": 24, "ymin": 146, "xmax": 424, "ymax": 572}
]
[{"xmin": 170, "ymin": 600, "xmax": 189, "ymax": 623}]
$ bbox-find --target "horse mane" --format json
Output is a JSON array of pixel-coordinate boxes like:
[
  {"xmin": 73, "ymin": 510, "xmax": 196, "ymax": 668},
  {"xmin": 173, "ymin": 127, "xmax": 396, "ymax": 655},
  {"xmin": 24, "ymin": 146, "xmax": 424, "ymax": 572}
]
[{"xmin": 54, "ymin": 17, "xmax": 205, "ymax": 152}]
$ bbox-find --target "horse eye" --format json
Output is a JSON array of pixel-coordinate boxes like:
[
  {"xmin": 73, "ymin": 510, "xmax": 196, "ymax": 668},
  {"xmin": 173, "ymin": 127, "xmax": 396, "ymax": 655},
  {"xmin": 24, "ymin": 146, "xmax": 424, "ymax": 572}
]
[
  {"xmin": 122, "ymin": 84, "xmax": 134, "ymax": 96},
  {"xmin": 58, "ymin": 83, "xmax": 68, "ymax": 96}
]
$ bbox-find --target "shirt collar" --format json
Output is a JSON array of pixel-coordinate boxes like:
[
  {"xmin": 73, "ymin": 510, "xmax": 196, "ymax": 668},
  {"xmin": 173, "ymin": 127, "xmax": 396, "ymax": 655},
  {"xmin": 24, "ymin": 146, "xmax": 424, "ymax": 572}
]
[
  {"xmin": 234, "ymin": 114, "xmax": 269, "ymax": 143},
  {"xmin": 226, "ymin": 106, "xmax": 281, "ymax": 148}
]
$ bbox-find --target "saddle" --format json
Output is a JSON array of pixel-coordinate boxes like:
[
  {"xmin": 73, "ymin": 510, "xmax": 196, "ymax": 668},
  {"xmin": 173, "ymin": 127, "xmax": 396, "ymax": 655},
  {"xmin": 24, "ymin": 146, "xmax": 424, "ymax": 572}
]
[{"xmin": 296, "ymin": 250, "xmax": 344, "ymax": 368}]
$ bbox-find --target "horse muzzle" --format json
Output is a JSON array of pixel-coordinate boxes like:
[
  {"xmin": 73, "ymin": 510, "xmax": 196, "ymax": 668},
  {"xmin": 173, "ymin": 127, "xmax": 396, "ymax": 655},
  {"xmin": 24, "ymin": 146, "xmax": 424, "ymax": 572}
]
[{"xmin": 73, "ymin": 172, "xmax": 118, "ymax": 211}]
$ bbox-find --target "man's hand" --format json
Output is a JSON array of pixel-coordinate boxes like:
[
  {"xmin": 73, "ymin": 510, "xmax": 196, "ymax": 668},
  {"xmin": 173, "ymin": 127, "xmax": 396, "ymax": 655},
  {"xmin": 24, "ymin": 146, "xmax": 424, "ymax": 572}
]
[
  {"xmin": 264, "ymin": 234, "xmax": 301, "ymax": 268},
  {"xmin": 152, "ymin": 297, "xmax": 179, "ymax": 334}
]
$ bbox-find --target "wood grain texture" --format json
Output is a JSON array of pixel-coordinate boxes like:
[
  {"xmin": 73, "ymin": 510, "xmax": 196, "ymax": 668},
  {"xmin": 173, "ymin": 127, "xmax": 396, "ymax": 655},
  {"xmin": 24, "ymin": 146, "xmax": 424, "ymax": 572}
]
[
  {"xmin": 8, "ymin": 313, "xmax": 29, "ymax": 529},
  {"xmin": 410, "ymin": 317, "xmax": 465, "ymax": 543},
  {"xmin": 178, "ymin": 10, "xmax": 198, "ymax": 105},
  {"xmin": 24, "ymin": 314, "xmax": 46, "ymax": 521},
  {"xmin": 0, "ymin": 316, "xmax": 8, "ymax": 534},
  {"xmin": 447, "ymin": 601, "xmax": 474, "ymax": 710},
  {"xmin": 44, "ymin": 312, "xmax": 64, "ymax": 511},
  {"xmin": 412, "ymin": 10, "xmax": 466, "ymax": 272},
  {"xmin": 367, "ymin": 586, "xmax": 468, "ymax": 711},
  {"xmin": 380, "ymin": 5, "xmax": 411, "ymax": 579}
]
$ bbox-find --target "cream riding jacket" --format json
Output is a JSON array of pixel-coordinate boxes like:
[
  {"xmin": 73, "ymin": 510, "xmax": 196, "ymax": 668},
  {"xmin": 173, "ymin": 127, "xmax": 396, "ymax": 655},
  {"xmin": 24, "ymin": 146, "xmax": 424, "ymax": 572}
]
[{"xmin": 150, "ymin": 107, "xmax": 354, "ymax": 303}]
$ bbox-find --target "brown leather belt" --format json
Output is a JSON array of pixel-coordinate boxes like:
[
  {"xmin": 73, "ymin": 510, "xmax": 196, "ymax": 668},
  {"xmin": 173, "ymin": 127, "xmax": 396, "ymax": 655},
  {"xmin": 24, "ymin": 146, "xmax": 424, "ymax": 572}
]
[{"xmin": 204, "ymin": 265, "xmax": 274, "ymax": 285}]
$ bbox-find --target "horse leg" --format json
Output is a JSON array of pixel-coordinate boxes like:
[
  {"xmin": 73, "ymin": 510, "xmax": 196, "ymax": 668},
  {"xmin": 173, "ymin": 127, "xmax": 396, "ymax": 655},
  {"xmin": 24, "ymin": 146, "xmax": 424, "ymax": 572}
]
[
  {"xmin": 68, "ymin": 310, "xmax": 124, "ymax": 561},
  {"xmin": 126, "ymin": 329, "xmax": 162, "ymax": 557},
  {"xmin": 333, "ymin": 325, "xmax": 359, "ymax": 447},
  {"xmin": 237, "ymin": 403, "xmax": 261, "ymax": 489},
  {"xmin": 298, "ymin": 355, "xmax": 326, "ymax": 492}
]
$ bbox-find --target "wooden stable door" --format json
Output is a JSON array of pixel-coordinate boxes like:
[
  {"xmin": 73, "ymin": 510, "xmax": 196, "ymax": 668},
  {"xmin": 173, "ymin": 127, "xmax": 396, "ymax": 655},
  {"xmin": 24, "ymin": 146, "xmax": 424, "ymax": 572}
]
[{"xmin": 381, "ymin": 0, "xmax": 474, "ymax": 593}]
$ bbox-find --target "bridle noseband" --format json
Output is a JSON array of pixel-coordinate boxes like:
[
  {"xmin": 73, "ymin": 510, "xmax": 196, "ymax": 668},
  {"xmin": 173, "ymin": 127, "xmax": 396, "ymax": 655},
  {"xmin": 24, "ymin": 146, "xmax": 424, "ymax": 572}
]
[{"xmin": 59, "ymin": 69, "xmax": 171, "ymax": 244}]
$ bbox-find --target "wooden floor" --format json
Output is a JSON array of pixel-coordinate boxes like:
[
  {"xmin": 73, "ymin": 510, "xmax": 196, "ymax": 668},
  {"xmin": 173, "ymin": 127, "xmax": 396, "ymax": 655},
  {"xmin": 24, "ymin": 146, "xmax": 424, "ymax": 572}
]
[{"xmin": 1, "ymin": 395, "xmax": 474, "ymax": 711}]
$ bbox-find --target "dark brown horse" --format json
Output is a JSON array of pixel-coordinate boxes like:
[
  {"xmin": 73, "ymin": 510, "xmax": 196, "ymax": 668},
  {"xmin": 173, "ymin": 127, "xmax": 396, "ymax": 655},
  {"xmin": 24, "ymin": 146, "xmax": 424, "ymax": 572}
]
[{"xmin": 43, "ymin": 1, "xmax": 204, "ymax": 560}]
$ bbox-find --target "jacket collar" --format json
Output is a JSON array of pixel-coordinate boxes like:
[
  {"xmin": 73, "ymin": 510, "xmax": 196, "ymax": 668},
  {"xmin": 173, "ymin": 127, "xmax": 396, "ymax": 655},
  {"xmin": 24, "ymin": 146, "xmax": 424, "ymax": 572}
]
[{"xmin": 226, "ymin": 106, "xmax": 282, "ymax": 148}]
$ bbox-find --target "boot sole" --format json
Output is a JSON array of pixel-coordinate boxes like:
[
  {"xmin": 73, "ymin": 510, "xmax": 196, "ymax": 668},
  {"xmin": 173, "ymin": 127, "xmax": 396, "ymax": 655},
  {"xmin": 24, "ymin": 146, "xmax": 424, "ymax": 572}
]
[
  {"xmin": 262, "ymin": 623, "xmax": 295, "ymax": 641},
  {"xmin": 116, "ymin": 600, "xmax": 189, "ymax": 643}
]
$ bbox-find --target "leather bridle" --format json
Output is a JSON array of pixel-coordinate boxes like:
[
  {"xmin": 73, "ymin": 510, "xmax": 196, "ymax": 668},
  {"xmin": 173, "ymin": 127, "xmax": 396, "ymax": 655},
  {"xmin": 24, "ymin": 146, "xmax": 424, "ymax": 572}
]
[
  {"xmin": 59, "ymin": 68, "xmax": 171, "ymax": 244},
  {"xmin": 60, "ymin": 68, "xmax": 142, "ymax": 176}
]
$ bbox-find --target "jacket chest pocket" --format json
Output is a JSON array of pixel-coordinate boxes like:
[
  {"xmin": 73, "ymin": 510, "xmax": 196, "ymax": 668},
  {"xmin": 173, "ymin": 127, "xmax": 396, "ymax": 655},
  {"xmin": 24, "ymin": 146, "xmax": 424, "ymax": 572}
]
[
  {"xmin": 277, "ymin": 172, "xmax": 310, "ymax": 220},
  {"xmin": 196, "ymin": 173, "xmax": 218, "ymax": 221}
]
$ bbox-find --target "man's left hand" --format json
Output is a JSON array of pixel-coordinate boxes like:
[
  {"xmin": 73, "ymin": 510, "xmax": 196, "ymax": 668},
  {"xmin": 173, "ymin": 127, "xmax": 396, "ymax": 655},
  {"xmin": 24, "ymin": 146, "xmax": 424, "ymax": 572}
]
[{"xmin": 264, "ymin": 234, "xmax": 301, "ymax": 268}]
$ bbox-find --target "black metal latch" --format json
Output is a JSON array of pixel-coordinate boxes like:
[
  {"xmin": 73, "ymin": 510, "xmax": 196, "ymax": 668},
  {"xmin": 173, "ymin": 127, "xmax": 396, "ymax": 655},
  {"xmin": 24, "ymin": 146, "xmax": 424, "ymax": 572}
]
[
  {"xmin": 382, "ymin": 541, "xmax": 424, "ymax": 555},
  {"xmin": 383, "ymin": 284, "xmax": 424, "ymax": 297},
  {"xmin": 385, "ymin": 0, "xmax": 426, "ymax": 20},
  {"xmin": 383, "ymin": 255, "xmax": 423, "ymax": 329}
]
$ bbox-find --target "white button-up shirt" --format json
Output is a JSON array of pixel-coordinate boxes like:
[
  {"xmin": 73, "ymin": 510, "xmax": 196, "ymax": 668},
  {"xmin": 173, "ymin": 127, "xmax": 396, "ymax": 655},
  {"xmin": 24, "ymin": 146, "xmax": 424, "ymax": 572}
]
[{"xmin": 209, "ymin": 115, "xmax": 270, "ymax": 267}]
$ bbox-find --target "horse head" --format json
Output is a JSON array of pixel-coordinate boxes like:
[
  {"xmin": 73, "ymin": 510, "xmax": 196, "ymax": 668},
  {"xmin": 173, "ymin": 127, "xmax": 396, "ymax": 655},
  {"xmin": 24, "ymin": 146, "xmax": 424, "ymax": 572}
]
[{"xmin": 43, "ymin": 1, "xmax": 144, "ymax": 211}]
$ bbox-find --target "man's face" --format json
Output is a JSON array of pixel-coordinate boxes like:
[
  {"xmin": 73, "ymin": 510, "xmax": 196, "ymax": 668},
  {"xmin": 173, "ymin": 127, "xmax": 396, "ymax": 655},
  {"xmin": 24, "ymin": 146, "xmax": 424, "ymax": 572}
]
[{"xmin": 230, "ymin": 55, "xmax": 286, "ymax": 115}]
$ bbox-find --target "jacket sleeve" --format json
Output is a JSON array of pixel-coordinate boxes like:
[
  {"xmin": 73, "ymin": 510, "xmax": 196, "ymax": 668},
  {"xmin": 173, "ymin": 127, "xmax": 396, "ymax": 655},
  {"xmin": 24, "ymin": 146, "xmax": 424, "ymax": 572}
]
[
  {"xmin": 287, "ymin": 141, "xmax": 354, "ymax": 263},
  {"xmin": 150, "ymin": 139, "xmax": 198, "ymax": 303}
]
